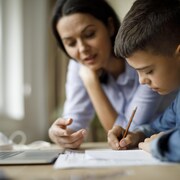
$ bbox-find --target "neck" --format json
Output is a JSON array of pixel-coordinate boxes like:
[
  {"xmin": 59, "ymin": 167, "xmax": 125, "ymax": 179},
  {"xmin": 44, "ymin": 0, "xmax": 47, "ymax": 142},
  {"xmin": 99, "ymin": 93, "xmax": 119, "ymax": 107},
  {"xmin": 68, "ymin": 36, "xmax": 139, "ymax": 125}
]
[{"xmin": 105, "ymin": 56, "xmax": 125, "ymax": 79}]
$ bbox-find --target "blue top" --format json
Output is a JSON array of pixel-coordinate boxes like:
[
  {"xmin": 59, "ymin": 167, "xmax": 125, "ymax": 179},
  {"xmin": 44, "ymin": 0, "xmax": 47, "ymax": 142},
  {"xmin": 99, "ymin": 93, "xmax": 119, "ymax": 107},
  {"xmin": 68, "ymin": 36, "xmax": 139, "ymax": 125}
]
[
  {"xmin": 63, "ymin": 60, "xmax": 175, "ymax": 131},
  {"xmin": 138, "ymin": 90, "xmax": 180, "ymax": 162}
]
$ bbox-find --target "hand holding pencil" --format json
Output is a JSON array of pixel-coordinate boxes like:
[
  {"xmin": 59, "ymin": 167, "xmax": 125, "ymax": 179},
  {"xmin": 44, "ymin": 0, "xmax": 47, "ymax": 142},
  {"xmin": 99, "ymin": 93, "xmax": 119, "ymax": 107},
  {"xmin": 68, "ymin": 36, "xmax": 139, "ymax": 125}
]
[{"xmin": 108, "ymin": 107, "xmax": 146, "ymax": 150}]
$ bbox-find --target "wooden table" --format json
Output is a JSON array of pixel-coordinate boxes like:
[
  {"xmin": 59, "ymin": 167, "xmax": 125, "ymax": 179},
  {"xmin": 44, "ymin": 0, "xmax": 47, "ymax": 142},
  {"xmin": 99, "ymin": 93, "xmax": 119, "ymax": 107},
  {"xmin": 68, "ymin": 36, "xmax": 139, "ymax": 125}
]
[{"xmin": 0, "ymin": 142, "xmax": 180, "ymax": 180}]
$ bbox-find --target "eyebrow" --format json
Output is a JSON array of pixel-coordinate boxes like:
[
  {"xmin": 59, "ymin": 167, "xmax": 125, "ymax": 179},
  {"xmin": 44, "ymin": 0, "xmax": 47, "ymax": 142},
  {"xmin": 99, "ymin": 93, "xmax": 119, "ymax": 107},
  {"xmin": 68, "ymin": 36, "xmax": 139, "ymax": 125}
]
[
  {"xmin": 135, "ymin": 65, "xmax": 153, "ymax": 71},
  {"xmin": 61, "ymin": 24, "xmax": 96, "ymax": 40}
]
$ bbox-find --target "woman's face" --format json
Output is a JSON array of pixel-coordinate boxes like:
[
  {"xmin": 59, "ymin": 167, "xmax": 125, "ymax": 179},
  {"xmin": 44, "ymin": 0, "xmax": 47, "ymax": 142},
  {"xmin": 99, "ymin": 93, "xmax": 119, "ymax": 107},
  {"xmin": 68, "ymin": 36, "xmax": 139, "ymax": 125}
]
[{"xmin": 56, "ymin": 13, "xmax": 114, "ymax": 71}]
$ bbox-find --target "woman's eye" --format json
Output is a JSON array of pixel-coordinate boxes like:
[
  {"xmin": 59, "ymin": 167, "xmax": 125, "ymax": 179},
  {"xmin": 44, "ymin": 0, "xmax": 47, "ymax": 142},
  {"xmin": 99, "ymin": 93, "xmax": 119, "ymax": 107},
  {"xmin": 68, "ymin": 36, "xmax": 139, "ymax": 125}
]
[
  {"xmin": 67, "ymin": 41, "xmax": 76, "ymax": 47},
  {"xmin": 85, "ymin": 31, "xmax": 95, "ymax": 38}
]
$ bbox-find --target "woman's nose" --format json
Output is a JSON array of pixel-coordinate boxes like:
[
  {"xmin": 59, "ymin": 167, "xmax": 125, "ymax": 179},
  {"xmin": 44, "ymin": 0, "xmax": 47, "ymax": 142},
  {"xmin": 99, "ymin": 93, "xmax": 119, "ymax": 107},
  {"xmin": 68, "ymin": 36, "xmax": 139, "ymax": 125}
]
[{"xmin": 78, "ymin": 40, "xmax": 89, "ymax": 53}]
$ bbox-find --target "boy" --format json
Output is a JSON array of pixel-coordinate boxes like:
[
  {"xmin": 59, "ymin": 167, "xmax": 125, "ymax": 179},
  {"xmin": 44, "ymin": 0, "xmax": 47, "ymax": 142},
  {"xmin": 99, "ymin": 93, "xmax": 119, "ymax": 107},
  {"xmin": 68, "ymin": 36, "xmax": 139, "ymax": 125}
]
[{"xmin": 108, "ymin": 0, "xmax": 180, "ymax": 162}]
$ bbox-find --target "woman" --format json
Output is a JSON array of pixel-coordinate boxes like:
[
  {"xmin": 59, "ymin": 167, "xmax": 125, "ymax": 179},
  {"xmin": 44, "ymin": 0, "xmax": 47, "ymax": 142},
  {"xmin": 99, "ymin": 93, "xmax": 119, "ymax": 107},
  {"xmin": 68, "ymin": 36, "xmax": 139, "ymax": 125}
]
[{"xmin": 48, "ymin": 0, "xmax": 174, "ymax": 149}]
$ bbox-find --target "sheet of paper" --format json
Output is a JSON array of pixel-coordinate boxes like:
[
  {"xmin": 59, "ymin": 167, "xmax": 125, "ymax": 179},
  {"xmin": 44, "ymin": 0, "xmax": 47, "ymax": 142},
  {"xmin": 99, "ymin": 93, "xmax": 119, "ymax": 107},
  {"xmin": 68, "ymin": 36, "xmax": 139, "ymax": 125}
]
[
  {"xmin": 54, "ymin": 149, "xmax": 171, "ymax": 169},
  {"xmin": 85, "ymin": 149, "xmax": 154, "ymax": 160}
]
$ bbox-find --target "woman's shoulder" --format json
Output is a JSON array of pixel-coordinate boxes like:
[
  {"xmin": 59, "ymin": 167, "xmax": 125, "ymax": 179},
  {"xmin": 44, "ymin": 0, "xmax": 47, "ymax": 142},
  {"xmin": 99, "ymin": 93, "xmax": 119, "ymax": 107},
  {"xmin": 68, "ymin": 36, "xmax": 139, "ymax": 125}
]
[
  {"xmin": 68, "ymin": 59, "xmax": 80, "ymax": 68},
  {"xmin": 65, "ymin": 59, "xmax": 82, "ymax": 80}
]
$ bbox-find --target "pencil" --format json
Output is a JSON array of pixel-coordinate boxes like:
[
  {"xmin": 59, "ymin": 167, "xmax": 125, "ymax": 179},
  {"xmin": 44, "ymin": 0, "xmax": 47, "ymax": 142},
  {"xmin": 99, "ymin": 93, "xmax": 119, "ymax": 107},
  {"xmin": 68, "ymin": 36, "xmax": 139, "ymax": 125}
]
[{"xmin": 122, "ymin": 107, "xmax": 137, "ymax": 138}]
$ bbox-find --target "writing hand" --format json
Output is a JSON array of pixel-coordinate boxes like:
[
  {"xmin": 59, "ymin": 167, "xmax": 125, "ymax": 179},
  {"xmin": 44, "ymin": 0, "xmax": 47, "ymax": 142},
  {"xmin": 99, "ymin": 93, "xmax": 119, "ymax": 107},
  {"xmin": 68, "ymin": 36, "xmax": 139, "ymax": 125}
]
[
  {"xmin": 107, "ymin": 125, "xmax": 125, "ymax": 150},
  {"xmin": 108, "ymin": 125, "xmax": 146, "ymax": 150}
]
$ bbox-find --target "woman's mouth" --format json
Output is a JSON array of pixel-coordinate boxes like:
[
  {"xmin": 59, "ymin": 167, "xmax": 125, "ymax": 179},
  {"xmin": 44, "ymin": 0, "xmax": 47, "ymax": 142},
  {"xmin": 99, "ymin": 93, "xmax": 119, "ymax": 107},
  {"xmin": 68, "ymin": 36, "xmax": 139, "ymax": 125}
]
[{"xmin": 83, "ymin": 55, "xmax": 97, "ymax": 65}]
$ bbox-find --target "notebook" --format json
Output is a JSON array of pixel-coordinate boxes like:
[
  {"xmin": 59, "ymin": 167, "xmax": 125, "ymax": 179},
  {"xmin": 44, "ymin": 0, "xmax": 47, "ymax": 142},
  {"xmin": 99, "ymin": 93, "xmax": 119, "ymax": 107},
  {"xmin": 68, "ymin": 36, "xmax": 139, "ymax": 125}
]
[{"xmin": 0, "ymin": 149, "xmax": 64, "ymax": 165}]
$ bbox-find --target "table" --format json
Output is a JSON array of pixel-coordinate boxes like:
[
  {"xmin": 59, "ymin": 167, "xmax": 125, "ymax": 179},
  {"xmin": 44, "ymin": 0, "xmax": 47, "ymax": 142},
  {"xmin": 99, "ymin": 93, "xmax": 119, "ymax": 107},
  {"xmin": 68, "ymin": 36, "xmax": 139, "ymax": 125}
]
[{"xmin": 0, "ymin": 142, "xmax": 180, "ymax": 180}]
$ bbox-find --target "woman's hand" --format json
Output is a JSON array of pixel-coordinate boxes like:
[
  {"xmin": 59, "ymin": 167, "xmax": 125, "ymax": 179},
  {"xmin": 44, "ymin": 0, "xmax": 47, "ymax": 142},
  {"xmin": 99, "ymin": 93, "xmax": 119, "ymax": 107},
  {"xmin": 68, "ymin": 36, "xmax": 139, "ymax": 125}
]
[
  {"xmin": 108, "ymin": 125, "xmax": 146, "ymax": 150},
  {"xmin": 79, "ymin": 65, "xmax": 99, "ymax": 87},
  {"xmin": 48, "ymin": 118, "xmax": 87, "ymax": 149},
  {"xmin": 138, "ymin": 132, "xmax": 164, "ymax": 153}
]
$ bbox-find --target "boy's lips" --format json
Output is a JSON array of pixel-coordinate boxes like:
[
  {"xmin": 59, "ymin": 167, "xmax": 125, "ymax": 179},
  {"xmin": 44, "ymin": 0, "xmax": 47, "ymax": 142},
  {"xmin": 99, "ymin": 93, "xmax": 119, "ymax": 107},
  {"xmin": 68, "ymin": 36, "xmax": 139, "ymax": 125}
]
[{"xmin": 151, "ymin": 87, "xmax": 160, "ymax": 92}]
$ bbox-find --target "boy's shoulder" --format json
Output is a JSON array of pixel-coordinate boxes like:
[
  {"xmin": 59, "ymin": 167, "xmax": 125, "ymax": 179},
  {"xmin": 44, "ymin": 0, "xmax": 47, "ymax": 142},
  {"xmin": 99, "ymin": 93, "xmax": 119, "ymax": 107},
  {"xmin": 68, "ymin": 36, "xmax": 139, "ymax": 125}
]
[
  {"xmin": 177, "ymin": 89, "xmax": 180, "ymax": 102},
  {"xmin": 174, "ymin": 89, "xmax": 180, "ymax": 109}
]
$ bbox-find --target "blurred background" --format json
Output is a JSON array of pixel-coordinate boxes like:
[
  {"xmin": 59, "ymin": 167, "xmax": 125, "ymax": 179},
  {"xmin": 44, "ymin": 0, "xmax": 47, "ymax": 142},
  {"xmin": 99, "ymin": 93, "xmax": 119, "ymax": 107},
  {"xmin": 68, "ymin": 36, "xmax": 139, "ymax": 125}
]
[{"xmin": 0, "ymin": 0, "xmax": 135, "ymax": 143}]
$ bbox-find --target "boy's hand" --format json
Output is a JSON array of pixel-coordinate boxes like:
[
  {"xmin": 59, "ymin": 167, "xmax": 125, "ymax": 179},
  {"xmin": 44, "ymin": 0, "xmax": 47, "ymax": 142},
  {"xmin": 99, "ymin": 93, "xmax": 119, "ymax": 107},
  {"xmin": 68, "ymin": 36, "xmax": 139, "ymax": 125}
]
[
  {"xmin": 108, "ymin": 125, "xmax": 146, "ymax": 150},
  {"xmin": 107, "ymin": 126, "xmax": 125, "ymax": 150},
  {"xmin": 138, "ymin": 132, "xmax": 164, "ymax": 153}
]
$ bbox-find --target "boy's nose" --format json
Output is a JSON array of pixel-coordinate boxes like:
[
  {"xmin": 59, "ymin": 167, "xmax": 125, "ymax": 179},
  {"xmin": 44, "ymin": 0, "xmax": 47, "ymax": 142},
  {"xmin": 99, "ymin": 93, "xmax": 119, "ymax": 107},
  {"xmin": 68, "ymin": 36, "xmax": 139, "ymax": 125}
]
[{"xmin": 139, "ymin": 76, "xmax": 151, "ymax": 85}]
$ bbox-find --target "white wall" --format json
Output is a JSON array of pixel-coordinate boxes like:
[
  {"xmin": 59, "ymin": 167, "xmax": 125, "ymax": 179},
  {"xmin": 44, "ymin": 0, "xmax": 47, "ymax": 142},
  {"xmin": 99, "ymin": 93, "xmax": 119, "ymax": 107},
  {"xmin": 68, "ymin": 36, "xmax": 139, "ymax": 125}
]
[{"xmin": 107, "ymin": 0, "xmax": 135, "ymax": 20}]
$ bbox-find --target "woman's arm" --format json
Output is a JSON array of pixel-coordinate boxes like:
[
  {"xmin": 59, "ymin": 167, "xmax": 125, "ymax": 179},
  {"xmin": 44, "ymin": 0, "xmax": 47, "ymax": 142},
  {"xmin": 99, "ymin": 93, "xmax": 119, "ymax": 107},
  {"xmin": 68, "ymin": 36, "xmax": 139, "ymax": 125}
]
[
  {"xmin": 63, "ymin": 60, "xmax": 95, "ymax": 131},
  {"xmin": 79, "ymin": 65, "xmax": 117, "ymax": 131}
]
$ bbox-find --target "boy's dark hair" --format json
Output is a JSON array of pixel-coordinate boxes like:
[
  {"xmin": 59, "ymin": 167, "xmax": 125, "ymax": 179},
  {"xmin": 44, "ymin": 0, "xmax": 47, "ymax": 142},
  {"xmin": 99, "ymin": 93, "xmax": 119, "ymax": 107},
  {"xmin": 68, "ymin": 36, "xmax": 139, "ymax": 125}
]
[
  {"xmin": 115, "ymin": 0, "xmax": 180, "ymax": 58},
  {"xmin": 52, "ymin": 0, "xmax": 120, "ymax": 57}
]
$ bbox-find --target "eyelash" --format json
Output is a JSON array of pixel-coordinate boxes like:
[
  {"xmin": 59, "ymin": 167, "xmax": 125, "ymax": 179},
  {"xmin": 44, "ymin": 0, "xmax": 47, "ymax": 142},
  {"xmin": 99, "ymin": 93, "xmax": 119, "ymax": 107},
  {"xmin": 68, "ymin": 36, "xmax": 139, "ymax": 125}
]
[
  {"xmin": 68, "ymin": 42, "xmax": 76, "ymax": 47},
  {"xmin": 85, "ymin": 32, "xmax": 95, "ymax": 38},
  {"xmin": 146, "ymin": 70, "xmax": 153, "ymax": 75},
  {"xmin": 66, "ymin": 32, "xmax": 96, "ymax": 47}
]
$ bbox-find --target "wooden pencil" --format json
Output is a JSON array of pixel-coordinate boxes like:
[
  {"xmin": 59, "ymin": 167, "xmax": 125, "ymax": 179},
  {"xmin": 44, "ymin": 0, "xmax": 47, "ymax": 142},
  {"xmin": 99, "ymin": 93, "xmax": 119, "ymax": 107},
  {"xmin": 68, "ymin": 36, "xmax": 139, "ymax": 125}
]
[{"xmin": 123, "ymin": 107, "xmax": 137, "ymax": 138}]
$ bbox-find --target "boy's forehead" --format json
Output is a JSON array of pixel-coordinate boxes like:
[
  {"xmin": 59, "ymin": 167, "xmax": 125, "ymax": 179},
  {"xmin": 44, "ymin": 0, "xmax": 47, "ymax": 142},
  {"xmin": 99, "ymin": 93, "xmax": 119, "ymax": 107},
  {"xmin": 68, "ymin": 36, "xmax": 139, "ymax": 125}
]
[{"xmin": 126, "ymin": 50, "xmax": 155, "ymax": 69}]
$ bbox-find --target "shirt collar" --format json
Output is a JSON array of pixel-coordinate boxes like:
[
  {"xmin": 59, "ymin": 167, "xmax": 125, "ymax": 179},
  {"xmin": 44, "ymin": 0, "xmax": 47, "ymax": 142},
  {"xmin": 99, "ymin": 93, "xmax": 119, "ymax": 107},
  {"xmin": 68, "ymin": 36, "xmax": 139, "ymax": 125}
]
[{"xmin": 116, "ymin": 62, "xmax": 137, "ymax": 85}]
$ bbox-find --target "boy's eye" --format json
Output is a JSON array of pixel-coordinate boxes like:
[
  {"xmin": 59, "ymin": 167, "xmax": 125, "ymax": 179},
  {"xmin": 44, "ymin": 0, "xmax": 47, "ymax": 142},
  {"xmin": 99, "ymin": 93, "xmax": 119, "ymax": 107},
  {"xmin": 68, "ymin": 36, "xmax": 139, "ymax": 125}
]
[{"xmin": 146, "ymin": 70, "xmax": 153, "ymax": 75}]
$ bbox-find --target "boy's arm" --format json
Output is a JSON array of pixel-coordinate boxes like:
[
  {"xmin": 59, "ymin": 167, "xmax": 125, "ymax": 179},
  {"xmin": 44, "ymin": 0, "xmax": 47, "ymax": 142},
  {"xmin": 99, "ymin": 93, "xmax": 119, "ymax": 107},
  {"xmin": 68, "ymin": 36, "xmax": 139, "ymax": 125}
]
[
  {"xmin": 139, "ymin": 92, "xmax": 180, "ymax": 162},
  {"xmin": 150, "ymin": 129, "xmax": 180, "ymax": 162},
  {"xmin": 137, "ymin": 92, "xmax": 179, "ymax": 137}
]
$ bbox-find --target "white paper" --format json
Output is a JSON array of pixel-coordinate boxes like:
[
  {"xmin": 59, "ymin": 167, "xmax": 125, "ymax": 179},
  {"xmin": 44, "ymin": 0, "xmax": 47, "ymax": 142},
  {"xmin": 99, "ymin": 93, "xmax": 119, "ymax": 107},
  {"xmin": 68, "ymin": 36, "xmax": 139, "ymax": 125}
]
[
  {"xmin": 85, "ymin": 149, "xmax": 154, "ymax": 160},
  {"xmin": 54, "ymin": 149, "xmax": 171, "ymax": 169}
]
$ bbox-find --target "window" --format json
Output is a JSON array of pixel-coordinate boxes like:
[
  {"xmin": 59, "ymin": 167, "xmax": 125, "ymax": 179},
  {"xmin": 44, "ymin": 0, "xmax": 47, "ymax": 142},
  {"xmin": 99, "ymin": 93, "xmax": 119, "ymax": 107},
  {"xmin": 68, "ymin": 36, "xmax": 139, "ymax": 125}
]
[
  {"xmin": 0, "ymin": 0, "xmax": 24, "ymax": 120},
  {"xmin": 0, "ymin": 0, "xmax": 50, "ymax": 143}
]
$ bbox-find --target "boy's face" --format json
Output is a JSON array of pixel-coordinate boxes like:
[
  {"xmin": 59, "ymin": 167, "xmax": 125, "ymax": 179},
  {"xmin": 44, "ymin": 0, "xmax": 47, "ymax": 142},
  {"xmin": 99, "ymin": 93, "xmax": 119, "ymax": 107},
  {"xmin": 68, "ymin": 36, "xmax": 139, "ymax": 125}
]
[{"xmin": 126, "ymin": 49, "xmax": 180, "ymax": 95}]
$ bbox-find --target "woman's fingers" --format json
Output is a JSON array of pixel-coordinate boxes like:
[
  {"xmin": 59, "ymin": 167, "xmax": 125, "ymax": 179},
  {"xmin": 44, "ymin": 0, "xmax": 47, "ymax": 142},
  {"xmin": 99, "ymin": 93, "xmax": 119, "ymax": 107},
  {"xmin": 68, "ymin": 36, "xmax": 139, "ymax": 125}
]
[
  {"xmin": 49, "ymin": 118, "xmax": 73, "ymax": 144},
  {"xmin": 57, "ymin": 129, "xmax": 87, "ymax": 149},
  {"xmin": 55, "ymin": 118, "xmax": 73, "ymax": 129},
  {"xmin": 49, "ymin": 117, "xmax": 87, "ymax": 148}
]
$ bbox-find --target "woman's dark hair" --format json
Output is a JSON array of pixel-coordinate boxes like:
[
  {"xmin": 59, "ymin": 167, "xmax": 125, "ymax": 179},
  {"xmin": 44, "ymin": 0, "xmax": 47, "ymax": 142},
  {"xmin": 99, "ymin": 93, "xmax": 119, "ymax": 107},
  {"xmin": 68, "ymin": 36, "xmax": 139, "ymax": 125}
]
[{"xmin": 52, "ymin": 0, "xmax": 120, "ymax": 56}]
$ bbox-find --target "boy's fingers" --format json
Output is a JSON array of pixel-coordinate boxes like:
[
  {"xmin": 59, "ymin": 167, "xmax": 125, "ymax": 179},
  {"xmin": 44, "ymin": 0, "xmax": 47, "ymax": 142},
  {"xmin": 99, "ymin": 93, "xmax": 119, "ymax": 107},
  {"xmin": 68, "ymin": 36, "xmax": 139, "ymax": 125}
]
[
  {"xmin": 108, "ymin": 127, "xmax": 122, "ymax": 150},
  {"xmin": 119, "ymin": 133, "xmax": 136, "ymax": 148},
  {"xmin": 107, "ymin": 135, "xmax": 120, "ymax": 150}
]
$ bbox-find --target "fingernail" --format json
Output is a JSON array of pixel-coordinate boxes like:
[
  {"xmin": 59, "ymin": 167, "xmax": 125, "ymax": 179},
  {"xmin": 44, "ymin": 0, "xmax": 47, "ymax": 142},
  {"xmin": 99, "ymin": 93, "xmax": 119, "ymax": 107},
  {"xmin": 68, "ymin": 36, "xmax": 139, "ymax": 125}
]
[
  {"xmin": 82, "ymin": 130, "xmax": 87, "ymax": 136},
  {"xmin": 120, "ymin": 140, "xmax": 126, "ymax": 147}
]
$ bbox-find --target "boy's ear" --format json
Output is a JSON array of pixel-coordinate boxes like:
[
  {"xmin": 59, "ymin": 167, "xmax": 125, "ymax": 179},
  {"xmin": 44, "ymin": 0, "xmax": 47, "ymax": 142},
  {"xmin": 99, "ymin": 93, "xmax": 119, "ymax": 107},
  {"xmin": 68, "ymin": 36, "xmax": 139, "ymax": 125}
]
[
  {"xmin": 107, "ymin": 17, "xmax": 115, "ymax": 37},
  {"xmin": 175, "ymin": 44, "xmax": 180, "ymax": 57}
]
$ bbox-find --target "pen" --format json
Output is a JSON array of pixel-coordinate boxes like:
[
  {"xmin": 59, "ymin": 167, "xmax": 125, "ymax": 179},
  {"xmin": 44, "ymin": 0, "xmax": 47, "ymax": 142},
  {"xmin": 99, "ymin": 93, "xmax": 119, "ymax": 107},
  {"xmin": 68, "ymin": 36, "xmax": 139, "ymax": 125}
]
[{"xmin": 122, "ymin": 107, "xmax": 137, "ymax": 138}]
